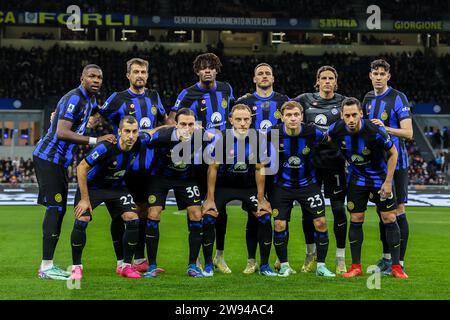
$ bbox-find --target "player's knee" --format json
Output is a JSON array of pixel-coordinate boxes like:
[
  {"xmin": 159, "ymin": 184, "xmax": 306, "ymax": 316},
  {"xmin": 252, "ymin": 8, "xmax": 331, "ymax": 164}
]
[
  {"xmin": 381, "ymin": 212, "xmax": 396, "ymax": 224},
  {"xmin": 274, "ymin": 220, "xmax": 286, "ymax": 232},
  {"xmin": 350, "ymin": 213, "xmax": 365, "ymax": 223},
  {"xmin": 257, "ymin": 213, "xmax": 272, "ymax": 224},
  {"xmin": 313, "ymin": 217, "xmax": 327, "ymax": 231},
  {"xmin": 203, "ymin": 213, "xmax": 217, "ymax": 225},
  {"xmin": 76, "ymin": 216, "xmax": 90, "ymax": 223},
  {"xmin": 147, "ymin": 207, "xmax": 162, "ymax": 220},
  {"xmin": 396, "ymin": 204, "xmax": 406, "ymax": 215},
  {"xmin": 187, "ymin": 206, "xmax": 202, "ymax": 221},
  {"xmin": 121, "ymin": 211, "xmax": 138, "ymax": 221}
]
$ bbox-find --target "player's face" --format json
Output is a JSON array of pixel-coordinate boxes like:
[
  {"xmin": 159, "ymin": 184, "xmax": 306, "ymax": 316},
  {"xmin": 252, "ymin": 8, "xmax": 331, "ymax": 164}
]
[
  {"xmin": 127, "ymin": 64, "xmax": 148, "ymax": 89},
  {"xmin": 369, "ymin": 67, "xmax": 391, "ymax": 91},
  {"xmin": 253, "ymin": 66, "xmax": 274, "ymax": 90},
  {"xmin": 230, "ymin": 109, "xmax": 251, "ymax": 134},
  {"xmin": 197, "ymin": 65, "xmax": 217, "ymax": 84},
  {"xmin": 282, "ymin": 107, "xmax": 303, "ymax": 129},
  {"xmin": 176, "ymin": 114, "xmax": 196, "ymax": 141},
  {"xmin": 81, "ymin": 68, "xmax": 103, "ymax": 94},
  {"xmin": 316, "ymin": 70, "xmax": 336, "ymax": 94},
  {"xmin": 119, "ymin": 122, "xmax": 139, "ymax": 149},
  {"xmin": 341, "ymin": 105, "xmax": 363, "ymax": 132}
]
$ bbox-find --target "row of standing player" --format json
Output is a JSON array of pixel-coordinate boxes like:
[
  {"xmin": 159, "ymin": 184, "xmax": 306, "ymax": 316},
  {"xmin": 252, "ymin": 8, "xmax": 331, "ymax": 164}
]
[{"xmin": 33, "ymin": 53, "xmax": 412, "ymax": 280}]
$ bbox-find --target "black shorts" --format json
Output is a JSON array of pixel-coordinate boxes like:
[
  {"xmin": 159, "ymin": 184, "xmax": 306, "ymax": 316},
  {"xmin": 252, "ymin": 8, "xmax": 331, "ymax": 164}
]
[
  {"xmin": 269, "ymin": 183, "xmax": 326, "ymax": 222},
  {"xmin": 346, "ymin": 184, "xmax": 397, "ymax": 213},
  {"xmin": 241, "ymin": 176, "xmax": 273, "ymax": 213},
  {"xmin": 315, "ymin": 166, "xmax": 346, "ymax": 200},
  {"xmin": 124, "ymin": 170, "xmax": 153, "ymax": 205},
  {"xmin": 216, "ymin": 186, "xmax": 258, "ymax": 214},
  {"xmin": 394, "ymin": 168, "xmax": 408, "ymax": 205},
  {"xmin": 33, "ymin": 156, "xmax": 68, "ymax": 208},
  {"xmin": 74, "ymin": 187, "xmax": 136, "ymax": 221},
  {"xmin": 148, "ymin": 176, "xmax": 201, "ymax": 210},
  {"xmin": 194, "ymin": 164, "xmax": 208, "ymax": 200}
]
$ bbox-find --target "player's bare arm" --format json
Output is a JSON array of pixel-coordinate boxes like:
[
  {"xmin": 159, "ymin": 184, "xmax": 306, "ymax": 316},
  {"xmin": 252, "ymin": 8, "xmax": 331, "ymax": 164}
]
[
  {"xmin": 370, "ymin": 118, "xmax": 413, "ymax": 140},
  {"xmin": 380, "ymin": 145, "xmax": 398, "ymax": 199},
  {"xmin": 202, "ymin": 163, "xmax": 219, "ymax": 216},
  {"xmin": 75, "ymin": 159, "xmax": 93, "ymax": 218},
  {"xmin": 56, "ymin": 119, "xmax": 117, "ymax": 145},
  {"xmin": 255, "ymin": 163, "xmax": 271, "ymax": 216}
]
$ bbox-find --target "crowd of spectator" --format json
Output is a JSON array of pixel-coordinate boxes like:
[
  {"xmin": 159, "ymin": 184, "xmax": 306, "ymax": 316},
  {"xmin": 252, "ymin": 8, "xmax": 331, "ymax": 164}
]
[
  {"xmin": 408, "ymin": 141, "xmax": 448, "ymax": 185},
  {"xmin": 0, "ymin": 157, "xmax": 37, "ymax": 184},
  {"xmin": 1, "ymin": 45, "xmax": 450, "ymax": 108},
  {"xmin": 3, "ymin": 0, "xmax": 448, "ymax": 19}
]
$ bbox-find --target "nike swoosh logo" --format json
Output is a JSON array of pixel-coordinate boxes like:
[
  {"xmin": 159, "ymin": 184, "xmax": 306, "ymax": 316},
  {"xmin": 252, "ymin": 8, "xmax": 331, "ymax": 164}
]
[
  {"xmin": 201, "ymin": 107, "xmax": 207, "ymax": 111},
  {"xmin": 204, "ymin": 243, "xmax": 213, "ymax": 247},
  {"xmin": 338, "ymin": 223, "xmax": 346, "ymax": 227},
  {"xmin": 349, "ymin": 240, "xmax": 358, "ymax": 244},
  {"xmin": 129, "ymin": 111, "xmax": 136, "ymax": 115},
  {"xmin": 387, "ymin": 204, "xmax": 394, "ymax": 209},
  {"xmin": 316, "ymin": 210, "xmax": 324, "ymax": 214},
  {"xmin": 72, "ymin": 243, "xmax": 83, "ymax": 247},
  {"xmin": 194, "ymin": 199, "xmax": 201, "ymax": 203},
  {"xmin": 274, "ymin": 243, "xmax": 283, "ymax": 246},
  {"xmin": 128, "ymin": 242, "xmax": 138, "ymax": 245},
  {"xmin": 333, "ymin": 190, "xmax": 343, "ymax": 194},
  {"xmin": 264, "ymin": 242, "xmax": 272, "ymax": 245},
  {"xmin": 146, "ymin": 235, "xmax": 156, "ymax": 238},
  {"xmin": 319, "ymin": 242, "xmax": 329, "ymax": 246},
  {"xmin": 394, "ymin": 244, "xmax": 400, "ymax": 248}
]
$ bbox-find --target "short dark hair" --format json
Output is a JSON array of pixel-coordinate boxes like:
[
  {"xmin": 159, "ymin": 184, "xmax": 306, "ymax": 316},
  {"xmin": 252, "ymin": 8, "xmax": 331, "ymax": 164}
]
[
  {"xmin": 254, "ymin": 63, "xmax": 273, "ymax": 75},
  {"xmin": 370, "ymin": 59, "xmax": 390, "ymax": 72},
  {"xmin": 280, "ymin": 101, "xmax": 303, "ymax": 115},
  {"xmin": 229, "ymin": 104, "xmax": 252, "ymax": 117},
  {"xmin": 82, "ymin": 64, "xmax": 101, "ymax": 74},
  {"xmin": 193, "ymin": 53, "xmax": 222, "ymax": 74},
  {"xmin": 341, "ymin": 97, "xmax": 362, "ymax": 112},
  {"xmin": 126, "ymin": 58, "xmax": 149, "ymax": 73},
  {"xmin": 175, "ymin": 108, "xmax": 196, "ymax": 122},
  {"xmin": 119, "ymin": 115, "xmax": 138, "ymax": 129},
  {"xmin": 315, "ymin": 65, "xmax": 338, "ymax": 91}
]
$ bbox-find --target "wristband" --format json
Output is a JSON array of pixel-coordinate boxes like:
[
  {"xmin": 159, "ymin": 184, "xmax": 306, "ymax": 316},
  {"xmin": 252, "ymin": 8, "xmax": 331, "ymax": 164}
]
[{"xmin": 89, "ymin": 137, "xmax": 97, "ymax": 146}]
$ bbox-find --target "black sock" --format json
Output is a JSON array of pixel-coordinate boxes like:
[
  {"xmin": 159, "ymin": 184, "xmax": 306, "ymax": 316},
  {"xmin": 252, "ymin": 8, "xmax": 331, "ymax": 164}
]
[
  {"xmin": 246, "ymin": 211, "xmax": 259, "ymax": 260},
  {"xmin": 145, "ymin": 219, "xmax": 160, "ymax": 266},
  {"xmin": 349, "ymin": 222, "xmax": 364, "ymax": 264},
  {"xmin": 385, "ymin": 221, "xmax": 401, "ymax": 265},
  {"xmin": 215, "ymin": 209, "xmax": 227, "ymax": 251},
  {"xmin": 331, "ymin": 199, "xmax": 347, "ymax": 249},
  {"xmin": 42, "ymin": 206, "xmax": 64, "ymax": 260},
  {"xmin": 123, "ymin": 219, "xmax": 140, "ymax": 264},
  {"xmin": 71, "ymin": 219, "xmax": 88, "ymax": 265},
  {"xmin": 302, "ymin": 218, "xmax": 315, "ymax": 247},
  {"xmin": 257, "ymin": 214, "xmax": 272, "ymax": 266},
  {"xmin": 273, "ymin": 229, "xmax": 288, "ymax": 263},
  {"xmin": 314, "ymin": 230, "xmax": 329, "ymax": 263},
  {"xmin": 202, "ymin": 214, "xmax": 216, "ymax": 265},
  {"xmin": 377, "ymin": 209, "xmax": 389, "ymax": 255},
  {"xmin": 396, "ymin": 213, "xmax": 409, "ymax": 262},
  {"xmin": 134, "ymin": 218, "xmax": 147, "ymax": 260},
  {"xmin": 188, "ymin": 220, "xmax": 203, "ymax": 265},
  {"xmin": 110, "ymin": 218, "xmax": 124, "ymax": 261}
]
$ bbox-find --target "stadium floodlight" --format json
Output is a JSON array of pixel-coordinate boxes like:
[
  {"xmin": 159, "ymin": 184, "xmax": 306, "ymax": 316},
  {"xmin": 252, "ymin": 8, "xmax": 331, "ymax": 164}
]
[{"xmin": 174, "ymin": 30, "xmax": 187, "ymax": 34}]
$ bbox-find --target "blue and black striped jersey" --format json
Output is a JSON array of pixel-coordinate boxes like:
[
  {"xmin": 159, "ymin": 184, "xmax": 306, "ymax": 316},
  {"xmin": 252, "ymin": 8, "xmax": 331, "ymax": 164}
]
[
  {"xmin": 147, "ymin": 127, "xmax": 207, "ymax": 180},
  {"xmin": 33, "ymin": 85, "xmax": 97, "ymax": 168},
  {"xmin": 327, "ymin": 119, "xmax": 395, "ymax": 188},
  {"xmin": 207, "ymin": 130, "xmax": 259, "ymax": 188},
  {"xmin": 269, "ymin": 123, "xmax": 326, "ymax": 188},
  {"xmin": 99, "ymin": 88, "xmax": 166, "ymax": 171},
  {"xmin": 172, "ymin": 81, "xmax": 234, "ymax": 131},
  {"xmin": 293, "ymin": 92, "xmax": 346, "ymax": 168},
  {"xmin": 362, "ymin": 87, "xmax": 411, "ymax": 170},
  {"xmin": 84, "ymin": 133, "xmax": 151, "ymax": 189},
  {"xmin": 235, "ymin": 91, "xmax": 289, "ymax": 131}
]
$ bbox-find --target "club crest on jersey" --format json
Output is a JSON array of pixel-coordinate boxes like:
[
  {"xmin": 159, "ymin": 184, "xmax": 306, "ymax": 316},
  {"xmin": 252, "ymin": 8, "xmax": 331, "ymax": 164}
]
[
  {"xmin": 151, "ymin": 105, "xmax": 157, "ymax": 115},
  {"xmin": 260, "ymin": 120, "xmax": 272, "ymax": 130},
  {"xmin": 91, "ymin": 151, "xmax": 100, "ymax": 160},
  {"xmin": 381, "ymin": 111, "xmax": 388, "ymax": 120},
  {"xmin": 211, "ymin": 112, "xmax": 222, "ymax": 123},
  {"xmin": 315, "ymin": 114, "xmax": 327, "ymax": 126},
  {"xmin": 54, "ymin": 193, "xmax": 62, "ymax": 203},
  {"xmin": 221, "ymin": 98, "xmax": 228, "ymax": 109},
  {"xmin": 272, "ymin": 208, "xmax": 279, "ymax": 217},
  {"xmin": 274, "ymin": 110, "xmax": 282, "ymax": 119},
  {"xmin": 362, "ymin": 147, "xmax": 371, "ymax": 155},
  {"xmin": 148, "ymin": 195, "xmax": 156, "ymax": 204},
  {"xmin": 140, "ymin": 117, "xmax": 151, "ymax": 129},
  {"xmin": 284, "ymin": 156, "xmax": 301, "ymax": 168},
  {"xmin": 331, "ymin": 108, "xmax": 339, "ymax": 115},
  {"xmin": 302, "ymin": 146, "xmax": 311, "ymax": 155},
  {"xmin": 233, "ymin": 162, "xmax": 248, "ymax": 171},
  {"xmin": 67, "ymin": 103, "xmax": 75, "ymax": 113}
]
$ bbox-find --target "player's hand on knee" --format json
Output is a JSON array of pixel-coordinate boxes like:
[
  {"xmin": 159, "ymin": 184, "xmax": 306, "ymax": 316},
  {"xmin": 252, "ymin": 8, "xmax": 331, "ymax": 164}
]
[
  {"xmin": 202, "ymin": 199, "xmax": 218, "ymax": 217},
  {"xmin": 98, "ymin": 134, "xmax": 117, "ymax": 144},
  {"xmin": 379, "ymin": 181, "xmax": 393, "ymax": 200},
  {"xmin": 256, "ymin": 198, "xmax": 272, "ymax": 217},
  {"xmin": 370, "ymin": 119, "xmax": 385, "ymax": 127},
  {"xmin": 75, "ymin": 199, "xmax": 92, "ymax": 219}
]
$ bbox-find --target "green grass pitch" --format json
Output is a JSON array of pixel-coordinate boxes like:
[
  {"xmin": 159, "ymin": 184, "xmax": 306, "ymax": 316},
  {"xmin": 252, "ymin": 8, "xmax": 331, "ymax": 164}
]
[{"xmin": 1, "ymin": 205, "xmax": 449, "ymax": 300}]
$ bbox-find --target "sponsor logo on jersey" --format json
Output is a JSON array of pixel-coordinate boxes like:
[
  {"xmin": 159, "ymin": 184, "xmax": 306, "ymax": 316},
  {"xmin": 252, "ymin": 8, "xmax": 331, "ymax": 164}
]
[
  {"xmin": 284, "ymin": 156, "xmax": 301, "ymax": 168},
  {"xmin": 113, "ymin": 170, "xmax": 126, "ymax": 177},
  {"xmin": 211, "ymin": 112, "xmax": 222, "ymax": 123},
  {"xmin": 351, "ymin": 154, "xmax": 366, "ymax": 163},
  {"xmin": 260, "ymin": 120, "xmax": 272, "ymax": 130},
  {"xmin": 362, "ymin": 147, "xmax": 371, "ymax": 155},
  {"xmin": 140, "ymin": 117, "xmax": 151, "ymax": 129},
  {"xmin": 314, "ymin": 114, "xmax": 328, "ymax": 126}
]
